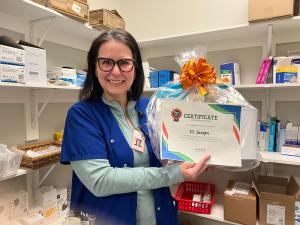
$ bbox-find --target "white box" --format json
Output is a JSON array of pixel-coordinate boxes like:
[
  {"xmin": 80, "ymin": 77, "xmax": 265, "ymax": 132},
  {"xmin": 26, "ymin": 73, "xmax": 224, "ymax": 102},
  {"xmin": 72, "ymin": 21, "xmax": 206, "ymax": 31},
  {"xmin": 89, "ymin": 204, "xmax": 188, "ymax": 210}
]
[
  {"xmin": 12, "ymin": 190, "xmax": 29, "ymax": 219},
  {"xmin": 47, "ymin": 67, "xmax": 76, "ymax": 80},
  {"xmin": 35, "ymin": 187, "xmax": 57, "ymax": 219},
  {"xmin": 21, "ymin": 45, "xmax": 47, "ymax": 85},
  {"xmin": 0, "ymin": 45, "xmax": 25, "ymax": 65},
  {"xmin": 0, "ymin": 195, "xmax": 13, "ymax": 223},
  {"xmin": 0, "ymin": 64, "xmax": 25, "ymax": 83},
  {"xmin": 4, "ymin": 190, "xmax": 29, "ymax": 220},
  {"xmin": 28, "ymin": 205, "xmax": 43, "ymax": 217},
  {"xmin": 281, "ymin": 144, "xmax": 300, "ymax": 157},
  {"xmin": 19, "ymin": 213, "xmax": 44, "ymax": 225},
  {"xmin": 56, "ymin": 188, "xmax": 68, "ymax": 216}
]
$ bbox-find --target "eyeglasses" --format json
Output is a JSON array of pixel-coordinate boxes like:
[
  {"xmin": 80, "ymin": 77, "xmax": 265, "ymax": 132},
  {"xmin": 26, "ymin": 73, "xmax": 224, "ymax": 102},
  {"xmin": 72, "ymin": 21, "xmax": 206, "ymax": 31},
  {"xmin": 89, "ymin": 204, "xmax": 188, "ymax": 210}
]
[{"xmin": 96, "ymin": 57, "xmax": 135, "ymax": 72}]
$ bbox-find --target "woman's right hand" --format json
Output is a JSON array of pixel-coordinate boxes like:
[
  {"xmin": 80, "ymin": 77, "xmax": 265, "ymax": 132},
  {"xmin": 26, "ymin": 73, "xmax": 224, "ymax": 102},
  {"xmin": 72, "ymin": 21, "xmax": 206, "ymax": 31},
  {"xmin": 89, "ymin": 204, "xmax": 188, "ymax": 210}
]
[{"xmin": 179, "ymin": 155, "xmax": 211, "ymax": 181}]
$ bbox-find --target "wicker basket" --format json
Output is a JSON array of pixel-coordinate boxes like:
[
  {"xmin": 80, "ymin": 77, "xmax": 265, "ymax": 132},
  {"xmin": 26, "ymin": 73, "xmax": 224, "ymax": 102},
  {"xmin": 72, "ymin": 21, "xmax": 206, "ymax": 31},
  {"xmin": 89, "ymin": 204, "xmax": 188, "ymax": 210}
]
[
  {"xmin": 89, "ymin": 9, "xmax": 125, "ymax": 30},
  {"xmin": 17, "ymin": 140, "xmax": 61, "ymax": 169}
]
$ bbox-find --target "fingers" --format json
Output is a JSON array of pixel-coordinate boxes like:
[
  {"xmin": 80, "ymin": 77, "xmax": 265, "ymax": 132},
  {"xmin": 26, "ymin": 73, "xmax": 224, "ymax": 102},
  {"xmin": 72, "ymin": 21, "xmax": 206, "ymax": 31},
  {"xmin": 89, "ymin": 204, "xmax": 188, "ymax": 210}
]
[
  {"xmin": 180, "ymin": 155, "xmax": 211, "ymax": 181},
  {"xmin": 192, "ymin": 154, "xmax": 211, "ymax": 172}
]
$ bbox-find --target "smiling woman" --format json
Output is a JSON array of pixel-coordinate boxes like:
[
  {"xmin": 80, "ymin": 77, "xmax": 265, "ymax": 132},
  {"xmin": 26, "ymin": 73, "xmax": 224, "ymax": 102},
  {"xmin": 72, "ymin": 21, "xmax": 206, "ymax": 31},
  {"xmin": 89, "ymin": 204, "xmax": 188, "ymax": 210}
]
[{"xmin": 60, "ymin": 28, "xmax": 210, "ymax": 225}]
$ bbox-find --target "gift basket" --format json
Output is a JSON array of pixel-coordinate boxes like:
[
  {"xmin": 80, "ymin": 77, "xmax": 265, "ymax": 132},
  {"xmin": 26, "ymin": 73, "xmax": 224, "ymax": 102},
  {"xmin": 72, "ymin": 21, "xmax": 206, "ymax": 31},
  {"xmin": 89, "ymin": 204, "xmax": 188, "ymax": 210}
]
[{"xmin": 146, "ymin": 47, "xmax": 260, "ymax": 171}]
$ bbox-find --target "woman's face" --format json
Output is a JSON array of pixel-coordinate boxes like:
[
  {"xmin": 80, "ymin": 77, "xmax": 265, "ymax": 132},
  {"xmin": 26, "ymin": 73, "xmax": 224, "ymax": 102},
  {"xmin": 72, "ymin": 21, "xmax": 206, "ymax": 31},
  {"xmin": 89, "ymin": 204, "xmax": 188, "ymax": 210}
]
[{"xmin": 96, "ymin": 39, "xmax": 135, "ymax": 103}]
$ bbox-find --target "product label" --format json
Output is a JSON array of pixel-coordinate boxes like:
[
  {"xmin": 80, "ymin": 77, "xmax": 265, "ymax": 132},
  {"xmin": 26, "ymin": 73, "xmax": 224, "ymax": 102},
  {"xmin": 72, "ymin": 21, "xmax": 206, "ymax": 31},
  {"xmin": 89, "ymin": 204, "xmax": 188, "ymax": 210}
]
[
  {"xmin": 72, "ymin": 3, "xmax": 81, "ymax": 14},
  {"xmin": 231, "ymin": 182, "xmax": 250, "ymax": 195},
  {"xmin": 267, "ymin": 204, "xmax": 285, "ymax": 225}
]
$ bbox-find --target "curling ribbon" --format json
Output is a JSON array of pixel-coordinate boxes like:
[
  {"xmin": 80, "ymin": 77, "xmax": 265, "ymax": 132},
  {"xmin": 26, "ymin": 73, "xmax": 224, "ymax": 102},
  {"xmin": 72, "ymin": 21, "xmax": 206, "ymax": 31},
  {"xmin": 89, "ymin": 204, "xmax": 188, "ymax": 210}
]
[{"xmin": 179, "ymin": 58, "xmax": 217, "ymax": 96}]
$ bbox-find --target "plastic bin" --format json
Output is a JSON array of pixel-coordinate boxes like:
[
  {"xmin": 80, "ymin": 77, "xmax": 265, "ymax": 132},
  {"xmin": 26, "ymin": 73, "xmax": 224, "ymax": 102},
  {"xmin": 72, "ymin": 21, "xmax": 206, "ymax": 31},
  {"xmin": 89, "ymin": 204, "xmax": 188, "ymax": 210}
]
[{"xmin": 175, "ymin": 181, "xmax": 215, "ymax": 214}]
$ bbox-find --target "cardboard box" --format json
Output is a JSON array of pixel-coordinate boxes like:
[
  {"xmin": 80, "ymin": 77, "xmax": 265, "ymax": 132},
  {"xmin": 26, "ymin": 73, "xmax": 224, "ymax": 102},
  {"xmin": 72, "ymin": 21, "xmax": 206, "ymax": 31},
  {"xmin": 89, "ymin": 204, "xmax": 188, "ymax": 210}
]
[
  {"xmin": 34, "ymin": 0, "xmax": 89, "ymax": 23},
  {"xmin": 89, "ymin": 9, "xmax": 125, "ymax": 30},
  {"xmin": 224, "ymin": 180, "xmax": 257, "ymax": 225},
  {"xmin": 248, "ymin": 0, "xmax": 296, "ymax": 22},
  {"xmin": 253, "ymin": 175, "xmax": 300, "ymax": 225}
]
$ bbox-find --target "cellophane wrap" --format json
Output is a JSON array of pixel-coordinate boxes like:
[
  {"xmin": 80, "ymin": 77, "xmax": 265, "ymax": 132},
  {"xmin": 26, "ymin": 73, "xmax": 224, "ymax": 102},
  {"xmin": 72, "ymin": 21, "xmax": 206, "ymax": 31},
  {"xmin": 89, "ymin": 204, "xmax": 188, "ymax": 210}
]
[{"xmin": 146, "ymin": 48, "xmax": 260, "ymax": 171}]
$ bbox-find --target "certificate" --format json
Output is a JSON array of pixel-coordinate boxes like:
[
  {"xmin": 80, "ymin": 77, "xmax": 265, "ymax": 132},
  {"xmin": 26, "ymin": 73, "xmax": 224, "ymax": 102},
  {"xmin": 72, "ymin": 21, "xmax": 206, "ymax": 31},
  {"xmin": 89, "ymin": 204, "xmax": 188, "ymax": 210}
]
[{"xmin": 161, "ymin": 99, "xmax": 242, "ymax": 167}]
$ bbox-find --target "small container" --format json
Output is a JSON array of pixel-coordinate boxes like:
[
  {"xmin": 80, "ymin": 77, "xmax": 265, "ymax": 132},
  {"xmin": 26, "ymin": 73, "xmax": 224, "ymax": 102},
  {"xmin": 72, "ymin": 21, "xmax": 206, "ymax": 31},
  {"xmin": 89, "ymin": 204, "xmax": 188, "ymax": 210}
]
[{"xmin": 175, "ymin": 181, "xmax": 215, "ymax": 214}]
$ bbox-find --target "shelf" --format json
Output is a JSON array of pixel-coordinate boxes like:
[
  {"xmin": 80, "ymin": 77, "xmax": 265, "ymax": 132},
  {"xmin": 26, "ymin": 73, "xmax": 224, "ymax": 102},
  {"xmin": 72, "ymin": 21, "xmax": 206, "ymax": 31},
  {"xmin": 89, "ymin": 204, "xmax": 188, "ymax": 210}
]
[
  {"xmin": 138, "ymin": 16, "xmax": 300, "ymax": 49},
  {"xmin": 0, "ymin": 167, "xmax": 32, "ymax": 182},
  {"xmin": 0, "ymin": 82, "xmax": 81, "ymax": 91},
  {"xmin": 0, "ymin": 0, "xmax": 100, "ymax": 51},
  {"xmin": 260, "ymin": 151, "xmax": 300, "ymax": 166},
  {"xmin": 144, "ymin": 83, "xmax": 300, "ymax": 92},
  {"xmin": 179, "ymin": 194, "xmax": 242, "ymax": 225},
  {"xmin": 234, "ymin": 83, "xmax": 300, "ymax": 90}
]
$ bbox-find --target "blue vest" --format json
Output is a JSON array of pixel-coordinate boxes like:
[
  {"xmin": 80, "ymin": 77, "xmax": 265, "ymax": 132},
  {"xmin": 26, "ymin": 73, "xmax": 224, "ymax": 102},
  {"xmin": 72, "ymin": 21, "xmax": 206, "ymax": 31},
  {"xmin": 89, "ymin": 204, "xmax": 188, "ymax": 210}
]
[{"xmin": 61, "ymin": 97, "xmax": 179, "ymax": 225}]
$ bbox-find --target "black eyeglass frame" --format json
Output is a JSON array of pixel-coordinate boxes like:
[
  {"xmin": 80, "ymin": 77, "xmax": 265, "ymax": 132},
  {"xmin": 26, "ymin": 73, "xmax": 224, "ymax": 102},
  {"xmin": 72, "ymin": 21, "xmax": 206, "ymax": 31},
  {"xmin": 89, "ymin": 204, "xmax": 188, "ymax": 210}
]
[{"xmin": 95, "ymin": 57, "xmax": 136, "ymax": 72}]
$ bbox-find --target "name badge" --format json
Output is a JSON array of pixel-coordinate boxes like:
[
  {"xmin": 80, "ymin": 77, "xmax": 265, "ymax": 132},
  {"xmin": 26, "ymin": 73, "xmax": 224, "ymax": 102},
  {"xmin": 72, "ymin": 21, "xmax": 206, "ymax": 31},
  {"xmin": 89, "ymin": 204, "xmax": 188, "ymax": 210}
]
[{"xmin": 131, "ymin": 129, "xmax": 145, "ymax": 153}]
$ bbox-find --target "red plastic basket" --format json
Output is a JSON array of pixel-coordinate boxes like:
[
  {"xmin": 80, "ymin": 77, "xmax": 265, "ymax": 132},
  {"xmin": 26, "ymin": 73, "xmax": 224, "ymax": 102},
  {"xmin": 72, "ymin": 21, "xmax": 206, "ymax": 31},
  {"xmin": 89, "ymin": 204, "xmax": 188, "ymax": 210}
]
[{"xmin": 175, "ymin": 181, "xmax": 215, "ymax": 214}]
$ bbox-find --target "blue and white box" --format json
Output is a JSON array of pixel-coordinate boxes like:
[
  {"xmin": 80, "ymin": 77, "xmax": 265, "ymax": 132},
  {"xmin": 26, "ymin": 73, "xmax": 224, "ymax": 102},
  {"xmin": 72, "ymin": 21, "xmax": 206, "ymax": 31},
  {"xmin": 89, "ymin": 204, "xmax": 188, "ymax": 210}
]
[
  {"xmin": 158, "ymin": 70, "xmax": 175, "ymax": 87},
  {"xmin": 0, "ymin": 44, "xmax": 25, "ymax": 65},
  {"xmin": 273, "ymin": 56, "xmax": 300, "ymax": 83},
  {"xmin": 149, "ymin": 71, "xmax": 159, "ymax": 88},
  {"xmin": 0, "ymin": 44, "xmax": 25, "ymax": 83},
  {"xmin": 220, "ymin": 62, "xmax": 240, "ymax": 85}
]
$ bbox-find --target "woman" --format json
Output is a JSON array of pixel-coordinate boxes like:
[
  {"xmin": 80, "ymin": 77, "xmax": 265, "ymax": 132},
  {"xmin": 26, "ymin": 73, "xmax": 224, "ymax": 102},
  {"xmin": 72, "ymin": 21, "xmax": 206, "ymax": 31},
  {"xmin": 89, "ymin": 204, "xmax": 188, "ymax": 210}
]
[{"xmin": 61, "ymin": 28, "xmax": 210, "ymax": 225}]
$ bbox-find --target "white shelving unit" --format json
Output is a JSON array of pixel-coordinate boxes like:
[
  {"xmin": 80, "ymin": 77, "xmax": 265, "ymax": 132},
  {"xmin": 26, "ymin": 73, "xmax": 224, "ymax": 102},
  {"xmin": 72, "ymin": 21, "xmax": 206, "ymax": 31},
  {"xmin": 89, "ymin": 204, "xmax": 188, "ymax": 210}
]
[
  {"xmin": 0, "ymin": 167, "xmax": 32, "ymax": 182},
  {"xmin": 0, "ymin": 0, "xmax": 100, "ymax": 50}
]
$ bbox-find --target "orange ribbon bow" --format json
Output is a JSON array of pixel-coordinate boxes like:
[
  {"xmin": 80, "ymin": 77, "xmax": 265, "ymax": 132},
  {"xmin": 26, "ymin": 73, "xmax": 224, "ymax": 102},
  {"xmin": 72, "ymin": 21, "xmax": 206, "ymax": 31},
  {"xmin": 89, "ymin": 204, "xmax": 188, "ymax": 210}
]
[{"xmin": 180, "ymin": 58, "xmax": 217, "ymax": 96}]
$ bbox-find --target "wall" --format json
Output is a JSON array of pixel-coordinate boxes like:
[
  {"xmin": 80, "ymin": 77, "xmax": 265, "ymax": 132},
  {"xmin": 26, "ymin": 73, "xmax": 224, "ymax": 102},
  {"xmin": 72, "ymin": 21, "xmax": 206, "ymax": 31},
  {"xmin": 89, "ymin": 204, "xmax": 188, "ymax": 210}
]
[
  {"xmin": 119, "ymin": 0, "xmax": 248, "ymax": 41},
  {"xmin": 88, "ymin": 0, "xmax": 121, "ymax": 11}
]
